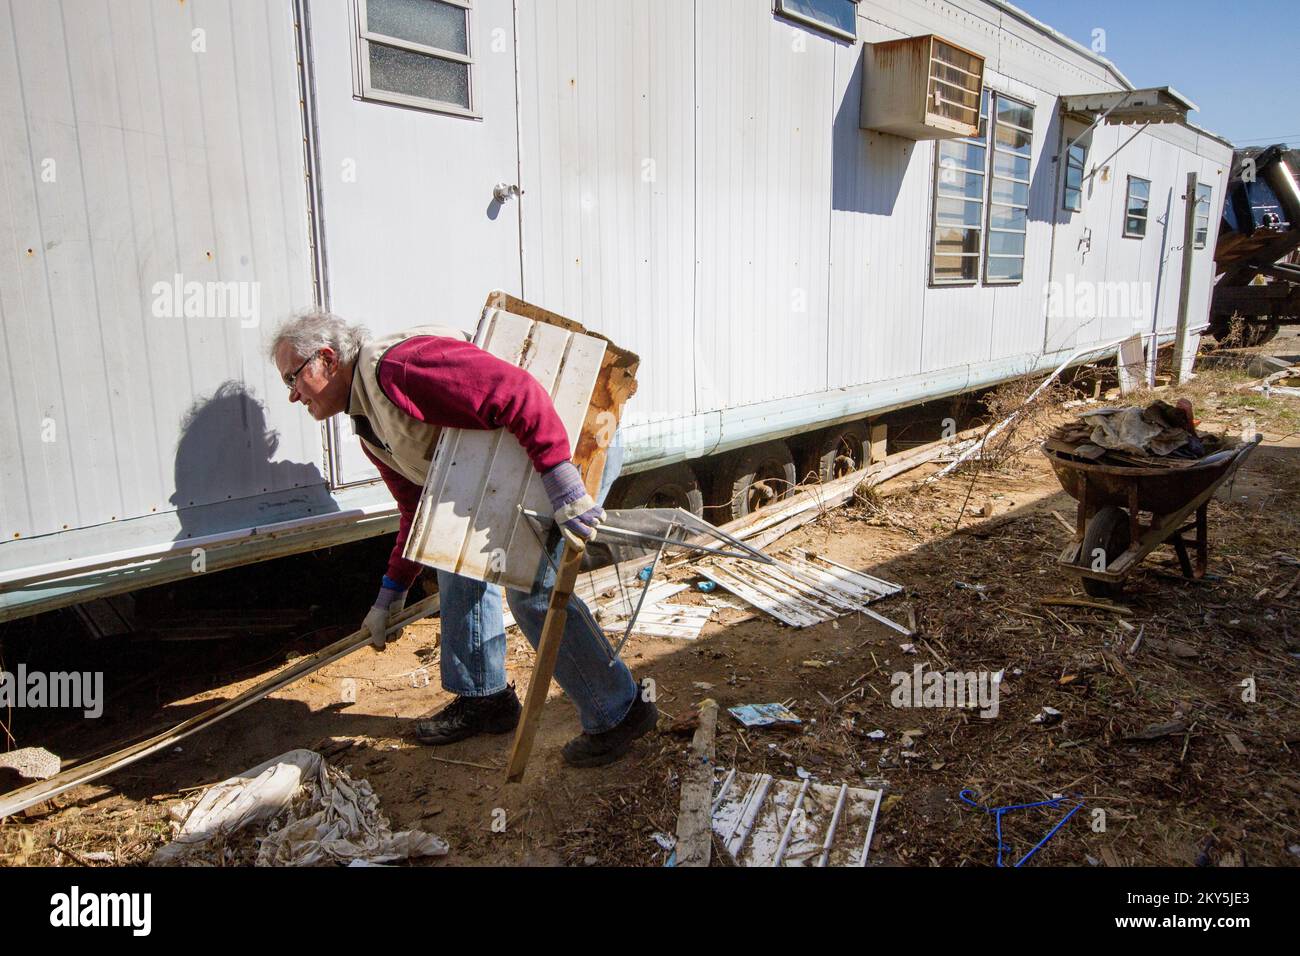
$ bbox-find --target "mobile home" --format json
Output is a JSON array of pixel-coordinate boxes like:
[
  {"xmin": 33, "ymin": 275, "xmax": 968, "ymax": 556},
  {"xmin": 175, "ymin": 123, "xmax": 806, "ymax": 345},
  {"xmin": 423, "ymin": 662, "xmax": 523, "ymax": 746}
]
[{"xmin": 0, "ymin": 0, "xmax": 1232, "ymax": 622}]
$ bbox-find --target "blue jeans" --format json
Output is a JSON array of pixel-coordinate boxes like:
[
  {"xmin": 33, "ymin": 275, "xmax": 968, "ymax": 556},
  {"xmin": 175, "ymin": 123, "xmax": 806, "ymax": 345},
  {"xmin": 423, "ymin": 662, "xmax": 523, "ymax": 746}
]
[{"xmin": 435, "ymin": 432, "xmax": 636, "ymax": 734}]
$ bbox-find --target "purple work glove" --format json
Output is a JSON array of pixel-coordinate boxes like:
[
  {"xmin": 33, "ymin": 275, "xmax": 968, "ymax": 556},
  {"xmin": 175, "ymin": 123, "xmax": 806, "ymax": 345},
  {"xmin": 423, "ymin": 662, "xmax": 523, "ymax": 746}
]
[
  {"xmin": 363, "ymin": 577, "xmax": 408, "ymax": 650},
  {"xmin": 542, "ymin": 461, "xmax": 604, "ymax": 548}
]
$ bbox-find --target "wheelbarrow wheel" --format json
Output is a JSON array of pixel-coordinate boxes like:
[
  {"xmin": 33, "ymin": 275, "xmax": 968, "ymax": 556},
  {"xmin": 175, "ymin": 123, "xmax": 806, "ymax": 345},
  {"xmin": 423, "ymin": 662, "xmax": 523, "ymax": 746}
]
[{"xmin": 1079, "ymin": 506, "xmax": 1131, "ymax": 599}]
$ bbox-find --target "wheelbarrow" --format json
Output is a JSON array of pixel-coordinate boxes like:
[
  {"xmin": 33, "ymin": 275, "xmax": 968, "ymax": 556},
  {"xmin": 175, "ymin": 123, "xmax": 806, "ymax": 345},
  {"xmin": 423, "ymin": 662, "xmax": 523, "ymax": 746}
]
[{"xmin": 1042, "ymin": 435, "xmax": 1261, "ymax": 597}]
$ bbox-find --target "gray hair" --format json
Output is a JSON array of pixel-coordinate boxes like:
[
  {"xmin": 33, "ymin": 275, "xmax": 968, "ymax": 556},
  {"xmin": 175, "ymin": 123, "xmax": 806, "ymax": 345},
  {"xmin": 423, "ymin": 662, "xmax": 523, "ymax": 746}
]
[{"xmin": 268, "ymin": 308, "xmax": 370, "ymax": 366}]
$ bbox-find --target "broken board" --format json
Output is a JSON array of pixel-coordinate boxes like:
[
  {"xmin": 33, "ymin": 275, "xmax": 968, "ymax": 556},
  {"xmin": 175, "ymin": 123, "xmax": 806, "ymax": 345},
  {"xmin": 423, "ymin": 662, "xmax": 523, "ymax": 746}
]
[
  {"xmin": 699, "ymin": 548, "xmax": 902, "ymax": 628},
  {"xmin": 402, "ymin": 305, "xmax": 608, "ymax": 590},
  {"xmin": 600, "ymin": 603, "xmax": 712, "ymax": 640}
]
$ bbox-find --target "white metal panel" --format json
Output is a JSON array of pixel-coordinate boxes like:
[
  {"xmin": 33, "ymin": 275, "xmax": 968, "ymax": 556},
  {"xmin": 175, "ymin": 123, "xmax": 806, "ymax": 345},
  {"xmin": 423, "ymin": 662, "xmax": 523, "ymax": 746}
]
[
  {"xmin": 305, "ymin": 0, "xmax": 523, "ymax": 484},
  {"xmin": 827, "ymin": 17, "xmax": 930, "ymax": 388},
  {"xmin": 0, "ymin": 0, "xmax": 316, "ymax": 542},
  {"xmin": 694, "ymin": 0, "xmax": 835, "ymax": 413},
  {"xmin": 516, "ymin": 0, "xmax": 696, "ymax": 430}
]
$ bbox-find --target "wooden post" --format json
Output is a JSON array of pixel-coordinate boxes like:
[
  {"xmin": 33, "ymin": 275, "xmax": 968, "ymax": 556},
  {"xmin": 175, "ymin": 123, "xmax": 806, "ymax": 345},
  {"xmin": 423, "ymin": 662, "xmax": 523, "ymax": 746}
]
[
  {"xmin": 504, "ymin": 541, "xmax": 585, "ymax": 783},
  {"xmin": 674, "ymin": 699, "xmax": 719, "ymax": 866},
  {"xmin": 1172, "ymin": 171, "xmax": 1199, "ymax": 385},
  {"xmin": 869, "ymin": 423, "xmax": 888, "ymax": 466}
]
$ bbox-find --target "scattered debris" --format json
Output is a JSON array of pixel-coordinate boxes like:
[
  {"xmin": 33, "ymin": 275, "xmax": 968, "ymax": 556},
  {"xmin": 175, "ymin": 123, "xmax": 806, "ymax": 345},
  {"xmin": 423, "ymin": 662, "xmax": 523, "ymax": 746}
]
[
  {"xmin": 699, "ymin": 548, "xmax": 902, "ymax": 629},
  {"xmin": 601, "ymin": 603, "xmax": 712, "ymax": 640},
  {"xmin": 0, "ymin": 592, "xmax": 443, "ymax": 821},
  {"xmin": 1127, "ymin": 720, "xmax": 1189, "ymax": 742},
  {"xmin": 597, "ymin": 582, "xmax": 689, "ymax": 620},
  {"xmin": 151, "ymin": 749, "xmax": 448, "ymax": 866},
  {"xmin": 672, "ymin": 699, "xmax": 719, "ymax": 868},
  {"xmin": 959, "ymin": 789, "xmax": 1083, "ymax": 867},
  {"xmin": 710, "ymin": 771, "xmax": 886, "ymax": 867},
  {"xmin": 1029, "ymin": 706, "xmax": 1062, "ymax": 726},
  {"xmin": 0, "ymin": 747, "xmax": 61, "ymax": 782},
  {"xmin": 1040, "ymin": 596, "xmax": 1133, "ymax": 616},
  {"xmin": 727, "ymin": 703, "xmax": 802, "ymax": 729}
]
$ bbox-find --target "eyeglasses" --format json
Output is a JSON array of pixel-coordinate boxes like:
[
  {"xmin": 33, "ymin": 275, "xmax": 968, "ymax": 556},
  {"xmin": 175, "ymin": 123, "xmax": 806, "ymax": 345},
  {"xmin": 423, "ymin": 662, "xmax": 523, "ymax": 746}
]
[{"xmin": 283, "ymin": 351, "xmax": 319, "ymax": 391}]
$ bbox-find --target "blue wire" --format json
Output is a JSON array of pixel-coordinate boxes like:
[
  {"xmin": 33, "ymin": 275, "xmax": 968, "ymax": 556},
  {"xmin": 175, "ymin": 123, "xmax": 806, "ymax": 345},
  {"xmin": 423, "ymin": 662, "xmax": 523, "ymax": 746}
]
[{"xmin": 960, "ymin": 789, "xmax": 1084, "ymax": 867}]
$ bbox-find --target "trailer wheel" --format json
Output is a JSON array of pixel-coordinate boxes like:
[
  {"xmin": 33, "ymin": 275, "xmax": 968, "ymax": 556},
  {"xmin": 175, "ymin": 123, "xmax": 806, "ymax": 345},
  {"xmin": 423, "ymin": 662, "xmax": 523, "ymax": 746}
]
[
  {"xmin": 610, "ymin": 462, "xmax": 704, "ymax": 517},
  {"xmin": 1078, "ymin": 506, "xmax": 1131, "ymax": 599},
  {"xmin": 1250, "ymin": 320, "xmax": 1281, "ymax": 346},
  {"xmin": 1212, "ymin": 316, "xmax": 1279, "ymax": 347},
  {"xmin": 718, "ymin": 441, "xmax": 797, "ymax": 521},
  {"xmin": 814, "ymin": 422, "xmax": 870, "ymax": 483}
]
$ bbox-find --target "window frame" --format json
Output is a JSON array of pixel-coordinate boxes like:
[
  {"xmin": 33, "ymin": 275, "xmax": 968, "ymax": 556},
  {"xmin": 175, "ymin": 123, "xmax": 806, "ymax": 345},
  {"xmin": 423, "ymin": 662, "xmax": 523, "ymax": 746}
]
[
  {"xmin": 983, "ymin": 93, "xmax": 1033, "ymax": 285},
  {"xmin": 773, "ymin": 0, "xmax": 858, "ymax": 42},
  {"xmin": 1123, "ymin": 175, "xmax": 1151, "ymax": 239},
  {"xmin": 1193, "ymin": 182, "xmax": 1213, "ymax": 249},
  {"xmin": 352, "ymin": 0, "xmax": 478, "ymax": 119},
  {"xmin": 1062, "ymin": 140, "xmax": 1086, "ymax": 212},
  {"xmin": 929, "ymin": 89, "xmax": 990, "ymax": 286}
]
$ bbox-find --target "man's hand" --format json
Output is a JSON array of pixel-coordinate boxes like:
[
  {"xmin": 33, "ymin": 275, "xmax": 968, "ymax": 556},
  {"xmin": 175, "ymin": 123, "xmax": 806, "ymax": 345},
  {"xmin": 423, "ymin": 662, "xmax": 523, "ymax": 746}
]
[
  {"xmin": 542, "ymin": 461, "xmax": 604, "ymax": 548},
  {"xmin": 364, "ymin": 580, "xmax": 408, "ymax": 650}
]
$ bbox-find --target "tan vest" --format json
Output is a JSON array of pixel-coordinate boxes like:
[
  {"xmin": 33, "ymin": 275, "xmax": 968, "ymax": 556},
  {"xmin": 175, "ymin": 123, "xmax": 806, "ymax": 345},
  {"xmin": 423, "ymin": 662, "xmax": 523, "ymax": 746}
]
[{"xmin": 348, "ymin": 325, "xmax": 473, "ymax": 486}]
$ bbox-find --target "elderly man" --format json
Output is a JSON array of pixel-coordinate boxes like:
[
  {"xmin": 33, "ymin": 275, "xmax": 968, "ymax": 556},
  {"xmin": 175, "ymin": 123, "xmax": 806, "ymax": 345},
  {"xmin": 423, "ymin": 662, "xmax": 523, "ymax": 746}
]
[{"xmin": 269, "ymin": 310, "xmax": 656, "ymax": 767}]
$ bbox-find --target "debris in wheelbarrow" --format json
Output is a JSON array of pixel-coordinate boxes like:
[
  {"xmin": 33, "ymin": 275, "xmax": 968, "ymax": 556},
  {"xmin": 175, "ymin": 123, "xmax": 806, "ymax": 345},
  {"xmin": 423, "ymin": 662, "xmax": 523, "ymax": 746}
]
[
  {"xmin": 1046, "ymin": 399, "xmax": 1232, "ymax": 469},
  {"xmin": 1042, "ymin": 416, "xmax": 1262, "ymax": 598}
]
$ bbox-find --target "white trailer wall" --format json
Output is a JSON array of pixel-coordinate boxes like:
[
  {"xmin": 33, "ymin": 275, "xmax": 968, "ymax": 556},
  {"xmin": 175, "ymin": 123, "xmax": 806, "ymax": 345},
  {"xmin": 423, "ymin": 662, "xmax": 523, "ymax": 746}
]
[
  {"xmin": 515, "ymin": 0, "xmax": 1231, "ymax": 466},
  {"xmin": 0, "ymin": 0, "xmax": 318, "ymax": 547}
]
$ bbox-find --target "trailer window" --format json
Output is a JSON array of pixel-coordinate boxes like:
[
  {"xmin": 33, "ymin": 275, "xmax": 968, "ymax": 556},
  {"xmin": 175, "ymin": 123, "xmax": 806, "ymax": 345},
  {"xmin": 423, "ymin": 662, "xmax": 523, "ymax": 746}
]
[
  {"xmin": 1062, "ymin": 141, "xmax": 1086, "ymax": 212},
  {"xmin": 354, "ymin": 0, "xmax": 474, "ymax": 116},
  {"xmin": 1124, "ymin": 176, "xmax": 1150, "ymax": 238},
  {"xmin": 985, "ymin": 95, "xmax": 1033, "ymax": 283},
  {"xmin": 774, "ymin": 0, "xmax": 857, "ymax": 41},
  {"xmin": 1193, "ymin": 182, "xmax": 1213, "ymax": 249},
  {"xmin": 931, "ymin": 90, "xmax": 989, "ymax": 283}
]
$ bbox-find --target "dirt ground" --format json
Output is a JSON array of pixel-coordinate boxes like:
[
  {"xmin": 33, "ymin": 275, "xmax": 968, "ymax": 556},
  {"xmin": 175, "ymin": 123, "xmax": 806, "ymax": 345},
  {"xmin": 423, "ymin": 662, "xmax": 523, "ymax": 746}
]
[{"xmin": 2, "ymin": 336, "xmax": 1298, "ymax": 868}]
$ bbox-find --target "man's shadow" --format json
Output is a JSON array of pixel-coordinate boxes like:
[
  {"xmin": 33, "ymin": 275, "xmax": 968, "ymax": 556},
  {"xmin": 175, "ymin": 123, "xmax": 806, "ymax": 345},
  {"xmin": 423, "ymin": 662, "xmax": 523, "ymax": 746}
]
[{"xmin": 170, "ymin": 381, "xmax": 338, "ymax": 541}]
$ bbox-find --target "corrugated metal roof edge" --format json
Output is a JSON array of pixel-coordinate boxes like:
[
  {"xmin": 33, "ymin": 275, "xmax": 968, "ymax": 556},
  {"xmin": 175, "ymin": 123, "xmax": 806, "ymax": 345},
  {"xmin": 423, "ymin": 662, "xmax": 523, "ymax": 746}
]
[{"xmin": 986, "ymin": 0, "xmax": 1235, "ymax": 150}]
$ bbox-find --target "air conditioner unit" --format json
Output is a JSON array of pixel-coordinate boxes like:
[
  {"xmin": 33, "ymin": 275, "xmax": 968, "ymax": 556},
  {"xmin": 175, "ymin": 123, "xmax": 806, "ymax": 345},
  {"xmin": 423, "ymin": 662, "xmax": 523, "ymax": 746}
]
[{"xmin": 860, "ymin": 34, "xmax": 985, "ymax": 140}]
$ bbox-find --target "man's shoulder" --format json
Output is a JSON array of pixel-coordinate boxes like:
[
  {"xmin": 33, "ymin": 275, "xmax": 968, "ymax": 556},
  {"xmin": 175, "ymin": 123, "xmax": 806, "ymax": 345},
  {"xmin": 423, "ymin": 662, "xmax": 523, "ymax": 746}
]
[{"xmin": 380, "ymin": 327, "xmax": 473, "ymax": 357}]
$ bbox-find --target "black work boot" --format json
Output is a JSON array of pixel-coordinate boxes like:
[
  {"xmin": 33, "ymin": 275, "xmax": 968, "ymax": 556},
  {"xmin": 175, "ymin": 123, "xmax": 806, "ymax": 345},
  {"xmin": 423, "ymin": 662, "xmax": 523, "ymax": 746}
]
[
  {"xmin": 561, "ymin": 690, "xmax": 659, "ymax": 768},
  {"xmin": 413, "ymin": 686, "xmax": 521, "ymax": 746}
]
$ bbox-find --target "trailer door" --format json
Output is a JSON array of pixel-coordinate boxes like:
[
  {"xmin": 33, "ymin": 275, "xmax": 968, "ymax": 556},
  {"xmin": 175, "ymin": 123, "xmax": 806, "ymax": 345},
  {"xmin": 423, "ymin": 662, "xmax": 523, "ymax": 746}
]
[{"xmin": 302, "ymin": 0, "xmax": 524, "ymax": 487}]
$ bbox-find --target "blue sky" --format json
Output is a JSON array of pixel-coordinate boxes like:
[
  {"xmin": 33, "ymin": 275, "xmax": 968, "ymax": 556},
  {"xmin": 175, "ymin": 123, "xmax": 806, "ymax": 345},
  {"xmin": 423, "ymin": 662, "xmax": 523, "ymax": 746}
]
[{"xmin": 1011, "ymin": 0, "xmax": 1298, "ymax": 147}]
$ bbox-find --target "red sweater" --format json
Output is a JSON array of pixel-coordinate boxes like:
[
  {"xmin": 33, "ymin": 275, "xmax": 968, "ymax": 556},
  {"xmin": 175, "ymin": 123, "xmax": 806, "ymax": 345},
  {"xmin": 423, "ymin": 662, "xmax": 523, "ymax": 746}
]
[{"xmin": 360, "ymin": 336, "xmax": 572, "ymax": 588}]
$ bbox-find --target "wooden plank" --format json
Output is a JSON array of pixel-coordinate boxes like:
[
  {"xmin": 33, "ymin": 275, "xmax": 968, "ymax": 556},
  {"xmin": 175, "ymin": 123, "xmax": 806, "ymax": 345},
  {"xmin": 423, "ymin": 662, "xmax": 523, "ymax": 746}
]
[
  {"xmin": 699, "ymin": 563, "xmax": 823, "ymax": 627},
  {"xmin": 674, "ymin": 699, "xmax": 719, "ymax": 867},
  {"xmin": 506, "ymin": 542, "xmax": 584, "ymax": 783},
  {"xmin": 404, "ymin": 309, "xmax": 607, "ymax": 589},
  {"xmin": 598, "ymin": 582, "xmax": 690, "ymax": 619},
  {"xmin": 601, "ymin": 604, "xmax": 712, "ymax": 640},
  {"xmin": 406, "ymin": 313, "xmax": 533, "ymax": 580},
  {"xmin": 0, "ymin": 593, "xmax": 443, "ymax": 820},
  {"xmin": 786, "ymin": 548, "xmax": 902, "ymax": 599}
]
